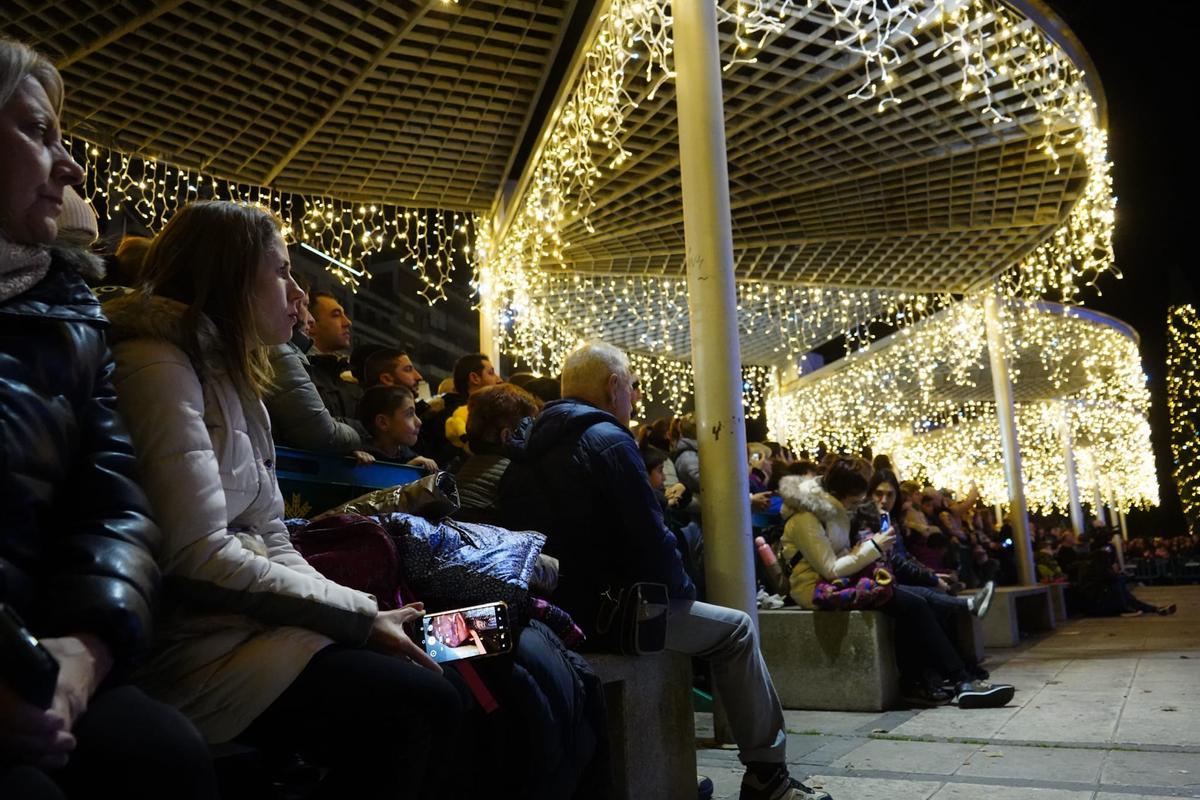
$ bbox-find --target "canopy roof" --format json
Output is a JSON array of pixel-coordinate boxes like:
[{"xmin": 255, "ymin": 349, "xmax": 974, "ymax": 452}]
[
  {"xmin": 3, "ymin": 1, "xmax": 1114, "ymax": 369},
  {"xmin": 765, "ymin": 300, "xmax": 1158, "ymax": 512}
]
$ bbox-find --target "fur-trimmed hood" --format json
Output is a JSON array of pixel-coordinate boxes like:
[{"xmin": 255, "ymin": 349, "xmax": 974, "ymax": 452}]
[
  {"xmin": 778, "ymin": 474, "xmax": 847, "ymax": 522},
  {"xmin": 103, "ymin": 291, "xmax": 222, "ymax": 363}
]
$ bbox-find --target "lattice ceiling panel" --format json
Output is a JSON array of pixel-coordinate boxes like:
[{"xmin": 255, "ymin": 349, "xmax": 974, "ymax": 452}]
[
  {"xmin": 2, "ymin": 0, "xmax": 573, "ymax": 210},
  {"xmin": 540, "ymin": 2, "xmax": 1095, "ymax": 293}
]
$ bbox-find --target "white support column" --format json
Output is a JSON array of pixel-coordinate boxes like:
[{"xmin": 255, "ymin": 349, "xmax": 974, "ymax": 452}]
[
  {"xmin": 1057, "ymin": 404, "xmax": 1085, "ymax": 536},
  {"xmin": 1093, "ymin": 485, "xmax": 1109, "ymax": 527},
  {"xmin": 1117, "ymin": 507, "xmax": 1129, "ymax": 541},
  {"xmin": 478, "ymin": 301, "xmax": 498, "ymax": 368},
  {"xmin": 675, "ymin": 0, "xmax": 756, "ymax": 621},
  {"xmin": 994, "ymin": 503, "xmax": 1005, "ymax": 533},
  {"xmin": 984, "ymin": 293, "xmax": 1036, "ymax": 586}
]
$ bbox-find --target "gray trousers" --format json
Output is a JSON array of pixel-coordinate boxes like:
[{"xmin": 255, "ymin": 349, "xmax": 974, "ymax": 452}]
[{"xmin": 665, "ymin": 600, "xmax": 787, "ymax": 764}]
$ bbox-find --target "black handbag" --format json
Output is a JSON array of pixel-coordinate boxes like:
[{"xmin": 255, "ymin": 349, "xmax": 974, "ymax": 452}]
[{"xmin": 593, "ymin": 582, "xmax": 669, "ymax": 655}]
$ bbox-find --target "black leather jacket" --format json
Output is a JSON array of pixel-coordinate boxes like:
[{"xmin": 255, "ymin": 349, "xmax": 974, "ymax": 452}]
[{"xmin": 0, "ymin": 251, "xmax": 162, "ymax": 664}]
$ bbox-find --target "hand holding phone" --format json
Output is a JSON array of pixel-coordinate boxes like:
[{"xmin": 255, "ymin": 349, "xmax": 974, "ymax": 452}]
[
  {"xmin": 369, "ymin": 604, "xmax": 442, "ymax": 674},
  {"xmin": 0, "ymin": 605, "xmax": 58, "ymax": 710},
  {"xmin": 872, "ymin": 529, "xmax": 896, "ymax": 554}
]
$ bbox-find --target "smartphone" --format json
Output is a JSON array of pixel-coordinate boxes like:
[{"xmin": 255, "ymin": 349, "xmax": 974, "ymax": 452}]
[
  {"xmin": 421, "ymin": 601, "xmax": 512, "ymax": 664},
  {"xmin": 879, "ymin": 511, "xmax": 891, "ymax": 533},
  {"xmin": 0, "ymin": 604, "xmax": 59, "ymax": 709}
]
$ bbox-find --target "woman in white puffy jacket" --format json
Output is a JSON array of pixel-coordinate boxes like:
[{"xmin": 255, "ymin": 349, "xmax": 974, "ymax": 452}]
[{"xmin": 105, "ymin": 201, "xmax": 461, "ymax": 797}]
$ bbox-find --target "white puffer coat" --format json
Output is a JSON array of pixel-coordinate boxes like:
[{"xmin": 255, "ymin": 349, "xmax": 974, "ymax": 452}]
[
  {"xmin": 778, "ymin": 475, "xmax": 881, "ymax": 608},
  {"xmin": 105, "ymin": 293, "xmax": 378, "ymax": 742}
]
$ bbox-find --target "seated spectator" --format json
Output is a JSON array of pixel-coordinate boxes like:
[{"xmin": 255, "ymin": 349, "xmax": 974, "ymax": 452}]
[
  {"xmin": 673, "ymin": 413, "xmax": 701, "ymax": 496},
  {"xmin": 500, "ymin": 342, "xmax": 831, "ymax": 800},
  {"xmin": 642, "ymin": 445, "xmax": 703, "ymax": 594},
  {"xmin": 305, "ymin": 289, "xmax": 362, "ymax": 421},
  {"xmin": 778, "ymin": 457, "xmax": 1011, "ymax": 709},
  {"xmin": 264, "ymin": 287, "xmax": 371, "ymax": 458},
  {"xmin": 102, "ymin": 200, "xmax": 461, "ymax": 796},
  {"xmin": 1, "ymin": 38, "xmax": 217, "ymax": 799},
  {"xmin": 357, "ymin": 385, "xmax": 438, "ymax": 471},
  {"xmin": 1077, "ymin": 535, "xmax": 1176, "ymax": 617},
  {"xmin": 362, "ymin": 346, "xmax": 424, "ymax": 393},
  {"xmin": 453, "ymin": 383, "xmax": 542, "ymax": 522},
  {"xmin": 637, "ymin": 416, "xmax": 685, "ymax": 494},
  {"xmin": 418, "ymin": 352, "xmax": 502, "ymax": 465}
]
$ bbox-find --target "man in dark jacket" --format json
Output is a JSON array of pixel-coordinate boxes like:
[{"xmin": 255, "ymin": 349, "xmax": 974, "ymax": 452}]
[
  {"xmin": 305, "ymin": 290, "xmax": 362, "ymax": 422},
  {"xmin": 500, "ymin": 342, "xmax": 830, "ymax": 800}
]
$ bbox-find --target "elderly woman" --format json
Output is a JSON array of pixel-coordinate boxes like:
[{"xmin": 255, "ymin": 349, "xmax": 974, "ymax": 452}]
[
  {"xmin": 103, "ymin": 200, "xmax": 461, "ymax": 797},
  {"xmin": 0, "ymin": 39, "xmax": 215, "ymax": 799}
]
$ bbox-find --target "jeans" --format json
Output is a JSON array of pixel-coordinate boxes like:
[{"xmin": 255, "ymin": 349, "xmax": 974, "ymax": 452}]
[
  {"xmin": 665, "ymin": 600, "xmax": 787, "ymax": 764},
  {"xmin": 881, "ymin": 586, "xmax": 970, "ymax": 686}
]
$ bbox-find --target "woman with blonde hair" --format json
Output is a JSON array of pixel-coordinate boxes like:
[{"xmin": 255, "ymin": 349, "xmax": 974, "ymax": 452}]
[
  {"xmin": 104, "ymin": 200, "xmax": 461, "ymax": 797},
  {"xmin": 0, "ymin": 38, "xmax": 216, "ymax": 799}
]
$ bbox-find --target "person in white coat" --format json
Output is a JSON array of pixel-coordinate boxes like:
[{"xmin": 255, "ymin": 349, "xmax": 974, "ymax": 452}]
[{"xmin": 104, "ymin": 200, "xmax": 461, "ymax": 798}]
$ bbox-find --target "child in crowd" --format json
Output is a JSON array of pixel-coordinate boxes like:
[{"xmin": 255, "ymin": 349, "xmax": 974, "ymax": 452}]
[{"xmin": 358, "ymin": 385, "xmax": 438, "ymax": 471}]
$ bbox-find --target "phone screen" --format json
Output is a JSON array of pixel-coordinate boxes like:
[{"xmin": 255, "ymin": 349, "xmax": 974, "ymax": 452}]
[
  {"xmin": 879, "ymin": 511, "xmax": 891, "ymax": 533},
  {"xmin": 421, "ymin": 602, "xmax": 511, "ymax": 663}
]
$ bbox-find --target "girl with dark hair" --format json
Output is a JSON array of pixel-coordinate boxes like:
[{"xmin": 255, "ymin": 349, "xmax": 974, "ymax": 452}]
[
  {"xmin": 778, "ymin": 458, "xmax": 1013, "ymax": 709},
  {"xmin": 103, "ymin": 201, "xmax": 461, "ymax": 797}
]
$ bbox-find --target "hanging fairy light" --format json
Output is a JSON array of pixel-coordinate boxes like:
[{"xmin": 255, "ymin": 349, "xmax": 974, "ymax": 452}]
[
  {"xmin": 1167, "ymin": 305, "xmax": 1200, "ymax": 532},
  {"xmin": 70, "ymin": 139, "xmax": 477, "ymax": 297}
]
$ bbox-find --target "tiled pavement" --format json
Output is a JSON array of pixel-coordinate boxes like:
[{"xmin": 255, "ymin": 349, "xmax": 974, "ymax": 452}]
[{"xmin": 695, "ymin": 586, "xmax": 1200, "ymax": 799}]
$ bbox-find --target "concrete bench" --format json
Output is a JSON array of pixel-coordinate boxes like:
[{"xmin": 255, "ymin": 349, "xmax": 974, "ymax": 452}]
[
  {"xmin": 970, "ymin": 585, "xmax": 1056, "ymax": 647},
  {"xmin": 758, "ymin": 608, "xmax": 899, "ymax": 711},
  {"xmin": 587, "ymin": 652, "xmax": 696, "ymax": 800},
  {"xmin": 1046, "ymin": 582, "xmax": 1070, "ymax": 623}
]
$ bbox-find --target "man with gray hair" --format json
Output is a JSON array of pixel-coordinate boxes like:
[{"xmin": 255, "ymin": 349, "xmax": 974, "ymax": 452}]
[{"xmin": 500, "ymin": 342, "xmax": 831, "ymax": 800}]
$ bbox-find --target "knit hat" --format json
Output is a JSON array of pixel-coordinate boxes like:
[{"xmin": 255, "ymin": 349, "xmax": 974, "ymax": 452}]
[{"xmin": 55, "ymin": 186, "xmax": 98, "ymax": 248}]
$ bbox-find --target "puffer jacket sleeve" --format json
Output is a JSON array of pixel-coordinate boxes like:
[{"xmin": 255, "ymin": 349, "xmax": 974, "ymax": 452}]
[
  {"xmin": 594, "ymin": 431, "xmax": 695, "ymax": 600},
  {"xmin": 264, "ymin": 343, "xmax": 363, "ymax": 454},
  {"xmin": 113, "ymin": 342, "xmax": 377, "ymax": 644},
  {"xmin": 784, "ymin": 512, "xmax": 878, "ymax": 581},
  {"xmin": 40, "ymin": 339, "xmax": 162, "ymax": 663},
  {"xmin": 674, "ymin": 450, "xmax": 701, "ymax": 495}
]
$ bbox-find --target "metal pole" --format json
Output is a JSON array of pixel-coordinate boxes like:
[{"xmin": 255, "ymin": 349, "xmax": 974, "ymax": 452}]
[
  {"xmin": 1117, "ymin": 508, "xmax": 1129, "ymax": 541},
  {"xmin": 1057, "ymin": 404, "xmax": 1085, "ymax": 536},
  {"xmin": 675, "ymin": 0, "xmax": 756, "ymax": 622},
  {"xmin": 983, "ymin": 293, "xmax": 1036, "ymax": 586}
]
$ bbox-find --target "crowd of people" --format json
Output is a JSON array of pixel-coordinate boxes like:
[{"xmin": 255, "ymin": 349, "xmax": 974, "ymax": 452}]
[{"xmin": 1, "ymin": 36, "xmax": 1187, "ymax": 800}]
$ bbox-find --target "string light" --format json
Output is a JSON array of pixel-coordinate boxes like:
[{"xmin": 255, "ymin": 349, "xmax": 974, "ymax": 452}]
[
  {"xmin": 70, "ymin": 138, "xmax": 477, "ymax": 298},
  {"xmin": 1167, "ymin": 305, "xmax": 1200, "ymax": 532},
  {"xmin": 478, "ymin": 0, "xmax": 1117, "ymax": 416},
  {"xmin": 766, "ymin": 298, "xmax": 1158, "ymax": 513}
]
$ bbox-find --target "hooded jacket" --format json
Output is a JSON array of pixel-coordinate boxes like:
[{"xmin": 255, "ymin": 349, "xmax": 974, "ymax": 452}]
[
  {"xmin": 0, "ymin": 249, "xmax": 161, "ymax": 663},
  {"xmin": 264, "ymin": 341, "xmax": 364, "ymax": 454},
  {"xmin": 104, "ymin": 292, "xmax": 377, "ymax": 742},
  {"xmin": 673, "ymin": 436, "xmax": 701, "ymax": 494},
  {"xmin": 498, "ymin": 398, "xmax": 695, "ymax": 632},
  {"xmin": 777, "ymin": 475, "xmax": 880, "ymax": 608}
]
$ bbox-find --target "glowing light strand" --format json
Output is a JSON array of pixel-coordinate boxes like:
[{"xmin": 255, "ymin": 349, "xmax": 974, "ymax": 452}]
[
  {"xmin": 71, "ymin": 139, "xmax": 477, "ymax": 299},
  {"xmin": 1167, "ymin": 305, "xmax": 1200, "ymax": 532}
]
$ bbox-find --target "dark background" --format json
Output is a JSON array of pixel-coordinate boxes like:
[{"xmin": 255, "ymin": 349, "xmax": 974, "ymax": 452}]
[{"xmin": 1039, "ymin": 0, "xmax": 1197, "ymax": 536}]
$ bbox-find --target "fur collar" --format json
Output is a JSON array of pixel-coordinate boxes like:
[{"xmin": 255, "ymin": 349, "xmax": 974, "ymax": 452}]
[
  {"xmin": 102, "ymin": 291, "xmax": 222, "ymax": 360},
  {"xmin": 778, "ymin": 474, "xmax": 846, "ymax": 522}
]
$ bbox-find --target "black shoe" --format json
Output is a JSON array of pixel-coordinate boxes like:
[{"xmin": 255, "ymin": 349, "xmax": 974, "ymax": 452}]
[
  {"xmin": 1158, "ymin": 604, "xmax": 1177, "ymax": 616},
  {"xmin": 698, "ymin": 774, "xmax": 714, "ymax": 800},
  {"xmin": 954, "ymin": 680, "xmax": 1014, "ymax": 709},
  {"xmin": 900, "ymin": 683, "xmax": 951, "ymax": 708},
  {"xmin": 740, "ymin": 766, "xmax": 832, "ymax": 800}
]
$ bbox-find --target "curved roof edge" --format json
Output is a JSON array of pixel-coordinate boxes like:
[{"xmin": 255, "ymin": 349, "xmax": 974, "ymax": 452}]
[{"xmin": 1004, "ymin": 0, "xmax": 1108, "ymax": 128}]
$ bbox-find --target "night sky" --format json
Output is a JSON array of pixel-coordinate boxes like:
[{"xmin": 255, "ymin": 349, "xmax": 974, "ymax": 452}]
[{"xmin": 1044, "ymin": 0, "xmax": 1197, "ymax": 536}]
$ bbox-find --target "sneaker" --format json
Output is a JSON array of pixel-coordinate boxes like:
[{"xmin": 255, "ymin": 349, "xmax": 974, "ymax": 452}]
[
  {"xmin": 740, "ymin": 766, "xmax": 832, "ymax": 800},
  {"xmin": 1120, "ymin": 610, "xmax": 1143, "ymax": 618},
  {"xmin": 698, "ymin": 774, "xmax": 714, "ymax": 800},
  {"xmin": 954, "ymin": 680, "xmax": 1015, "ymax": 709},
  {"xmin": 1157, "ymin": 604, "xmax": 1177, "ymax": 616},
  {"xmin": 966, "ymin": 580, "xmax": 995, "ymax": 619}
]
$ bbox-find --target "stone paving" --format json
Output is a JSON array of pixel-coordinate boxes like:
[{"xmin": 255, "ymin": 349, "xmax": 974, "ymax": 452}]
[{"xmin": 696, "ymin": 586, "xmax": 1200, "ymax": 800}]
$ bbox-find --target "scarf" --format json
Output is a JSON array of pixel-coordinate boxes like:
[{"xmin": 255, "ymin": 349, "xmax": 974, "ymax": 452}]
[{"xmin": 0, "ymin": 232, "xmax": 51, "ymax": 303}]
